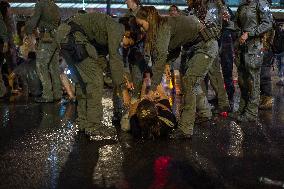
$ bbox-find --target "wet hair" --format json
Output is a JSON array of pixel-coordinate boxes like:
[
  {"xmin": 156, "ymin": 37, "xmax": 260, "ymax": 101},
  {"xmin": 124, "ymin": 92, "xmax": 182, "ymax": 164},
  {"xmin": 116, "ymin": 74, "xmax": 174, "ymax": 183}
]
[
  {"xmin": 136, "ymin": 6, "xmax": 167, "ymax": 55},
  {"xmin": 0, "ymin": 1, "xmax": 10, "ymax": 18},
  {"xmin": 136, "ymin": 99, "xmax": 161, "ymax": 138}
]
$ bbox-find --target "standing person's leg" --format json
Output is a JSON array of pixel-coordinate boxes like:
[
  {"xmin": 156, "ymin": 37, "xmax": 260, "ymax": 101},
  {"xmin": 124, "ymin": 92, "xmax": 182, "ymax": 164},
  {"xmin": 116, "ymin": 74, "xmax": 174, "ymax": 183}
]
[
  {"xmin": 220, "ymin": 56, "xmax": 235, "ymax": 104},
  {"xmin": 208, "ymin": 56, "xmax": 230, "ymax": 111},
  {"xmin": 196, "ymin": 78, "xmax": 212, "ymax": 120},
  {"xmin": 220, "ymin": 30, "xmax": 235, "ymax": 106},
  {"xmin": 75, "ymin": 56, "xmax": 104, "ymax": 136},
  {"xmin": 195, "ymin": 86, "xmax": 212, "ymax": 120},
  {"xmin": 238, "ymin": 41, "xmax": 262, "ymax": 121},
  {"xmin": 179, "ymin": 40, "xmax": 218, "ymax": 136},
  {"xmin": 49, "ymin": 44, "xmax": 62, "ymax": 101},
  {"xmin": 259, "ymin": 51, "xmax": 273, "ymax": 109},
  {"xmin": 235, "ymin": 49, "xmax": 249, "ymax": 114},
  {"xmin": 35, "ymin": 41, "xmax": 55, "ymax": 102},
  {"xmin": 243, "ymin": 67, "xmax": 260, "ymax": 118}
]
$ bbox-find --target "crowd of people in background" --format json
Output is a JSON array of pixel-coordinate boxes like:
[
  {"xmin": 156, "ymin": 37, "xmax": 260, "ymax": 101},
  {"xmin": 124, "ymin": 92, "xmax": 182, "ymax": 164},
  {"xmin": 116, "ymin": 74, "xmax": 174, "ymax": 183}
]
[{"xmin": 1, "ymin": 0, "xmax": 284, "ymax": 140}]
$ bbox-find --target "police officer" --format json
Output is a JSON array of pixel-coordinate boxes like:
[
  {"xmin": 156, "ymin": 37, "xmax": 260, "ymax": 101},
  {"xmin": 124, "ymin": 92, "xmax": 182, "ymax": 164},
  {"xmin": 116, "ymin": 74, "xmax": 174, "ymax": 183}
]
[
  {"xmin": 182, "ymin": 0, "xmax": 230, "ymax": 115},
  {"xmin": 234, "ymin": 0, "xmax": 272, "ymax": 121},
  {"xmin": 136, "ymin": 6, "xmax": 220, "ymax": 138},
  {"xmin": 55, "ymin": 12, "xmax": 132, "ymax": 138},
  {"xmin": 25, "ymin": 0, "xmax": 61, "ymax": 103},
  {"xmin": 204, "ymin": 0, "xmax": 231, "ymax": 112}
]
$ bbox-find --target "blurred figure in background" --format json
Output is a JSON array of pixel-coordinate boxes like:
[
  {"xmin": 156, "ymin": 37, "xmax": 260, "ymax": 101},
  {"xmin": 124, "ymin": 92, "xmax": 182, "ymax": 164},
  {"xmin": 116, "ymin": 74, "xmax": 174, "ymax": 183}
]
[
  {"xmin": 273, "ymin": 22, "xmax": 284, "ymax": 86},
  {"xmin": 169, "ymin": 5, "xmax": 181, "ymax": 17},
  {"xmin": 0, "ymin": 1, "xmax": 17, "ymax": 97},
  {"xmin": 218, "ymin": 0, "xmax": 237, "ymax": 108}
]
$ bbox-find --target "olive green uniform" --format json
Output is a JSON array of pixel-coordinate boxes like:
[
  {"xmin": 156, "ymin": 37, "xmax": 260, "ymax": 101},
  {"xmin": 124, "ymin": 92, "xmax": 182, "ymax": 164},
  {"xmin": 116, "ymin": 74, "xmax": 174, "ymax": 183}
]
[
  {"xmin": 204, "ymin": 2, "xmax": 230, "ymax": 110},
  {"xmin": 181, "ymin": 4, "xmax": 228, "ymax": 118},
  {"xmin": 234, "ymin": 0, "xmax": 272, "ymax": 120},
  {"xmin": 0, "ymin": 13, "xmax": 8, "ymax": 97},
  {"xmin": 55, "ymin": 12, "xmax": 126, "ymax": 132},
  {"xmin": 25, "ymin": 0, "xmax": 61, "ymax": 102},
  {"xmin": 151, "ymin": 16, "xmax": 219, "ymax": 135}
]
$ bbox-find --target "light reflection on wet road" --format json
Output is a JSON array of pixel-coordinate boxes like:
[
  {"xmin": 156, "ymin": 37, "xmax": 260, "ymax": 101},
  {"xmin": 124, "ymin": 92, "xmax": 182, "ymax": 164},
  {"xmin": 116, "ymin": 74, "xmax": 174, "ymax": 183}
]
[{"xmin": 0, "ymin": 87, "xmax": 284, "ymax": 189}]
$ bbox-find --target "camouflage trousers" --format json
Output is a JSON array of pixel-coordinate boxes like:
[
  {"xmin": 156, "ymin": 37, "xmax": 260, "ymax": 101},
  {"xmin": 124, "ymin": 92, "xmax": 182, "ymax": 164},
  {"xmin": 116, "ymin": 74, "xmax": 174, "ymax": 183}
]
[
  {"xmin": 36, "ymin": 39, "xmax": 61, "ymax": 100},
  {"xmin": 236, "ymin": 39, "xmax": 263, "ymax": 117},
  {"xmin": 179, "ymin": 39, "xmax": 218, "ymax": 134}
]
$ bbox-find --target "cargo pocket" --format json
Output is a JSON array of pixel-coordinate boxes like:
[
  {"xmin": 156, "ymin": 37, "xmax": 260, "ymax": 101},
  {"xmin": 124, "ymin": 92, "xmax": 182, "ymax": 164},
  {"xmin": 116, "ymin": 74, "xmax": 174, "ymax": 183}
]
[{"xmin": 245, "ymin": 52, "xmax": 262, "ymax": 69}]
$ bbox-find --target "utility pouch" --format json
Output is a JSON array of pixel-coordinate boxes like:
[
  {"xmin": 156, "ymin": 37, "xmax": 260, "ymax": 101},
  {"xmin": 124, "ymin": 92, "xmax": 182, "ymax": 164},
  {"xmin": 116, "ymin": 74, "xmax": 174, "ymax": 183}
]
[
  {"xmin": 245, "ymin": 53, "xmax": 262, "ymax": 69},
  {"xmin": 61, "ymin": 35, "xmax": 88, "ymax": 63},
  {"xmin": 200, "ymin": 23, "xmax": 221, "ymax": 41}
]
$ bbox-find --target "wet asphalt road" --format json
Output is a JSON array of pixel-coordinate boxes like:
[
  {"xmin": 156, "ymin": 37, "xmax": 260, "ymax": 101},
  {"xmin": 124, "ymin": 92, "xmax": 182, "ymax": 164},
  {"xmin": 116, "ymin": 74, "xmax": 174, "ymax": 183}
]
[{"xmin": 0, "ymin": 87, "xmax": 284, "ymax": 189}]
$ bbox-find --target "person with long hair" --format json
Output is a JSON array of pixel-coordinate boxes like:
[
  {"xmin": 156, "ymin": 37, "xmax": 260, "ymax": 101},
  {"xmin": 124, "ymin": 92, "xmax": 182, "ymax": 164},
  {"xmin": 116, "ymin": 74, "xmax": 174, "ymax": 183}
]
[
  {"xmin": 135, "ymin": 6, "xmax": 220, "ymax": 138},
  {"xmin": 129, "ymin": 82, "xmax": 177, "ymax": 139}
]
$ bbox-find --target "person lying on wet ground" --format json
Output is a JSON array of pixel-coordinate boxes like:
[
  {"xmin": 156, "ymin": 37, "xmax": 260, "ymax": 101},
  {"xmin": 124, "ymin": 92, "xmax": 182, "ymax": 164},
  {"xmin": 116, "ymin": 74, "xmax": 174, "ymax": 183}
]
[{"xmin": 127, "ymin": 83, "xmax": 177, "ymax": 140}]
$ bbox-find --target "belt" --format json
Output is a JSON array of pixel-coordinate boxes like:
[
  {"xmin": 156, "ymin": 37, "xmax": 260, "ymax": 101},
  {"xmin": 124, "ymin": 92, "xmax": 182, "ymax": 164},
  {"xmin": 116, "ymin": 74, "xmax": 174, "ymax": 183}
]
[{"xmin": 183, "ymin": 35, "xmax": 203, "ymax": 48}]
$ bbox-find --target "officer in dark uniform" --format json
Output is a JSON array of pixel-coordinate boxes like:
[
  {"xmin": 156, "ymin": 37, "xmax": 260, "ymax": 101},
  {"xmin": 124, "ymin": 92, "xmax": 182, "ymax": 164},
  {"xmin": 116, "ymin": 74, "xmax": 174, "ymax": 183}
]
[{"xmin": 181, "ymin": 0, "xmax": 230, "ymax": 115}]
